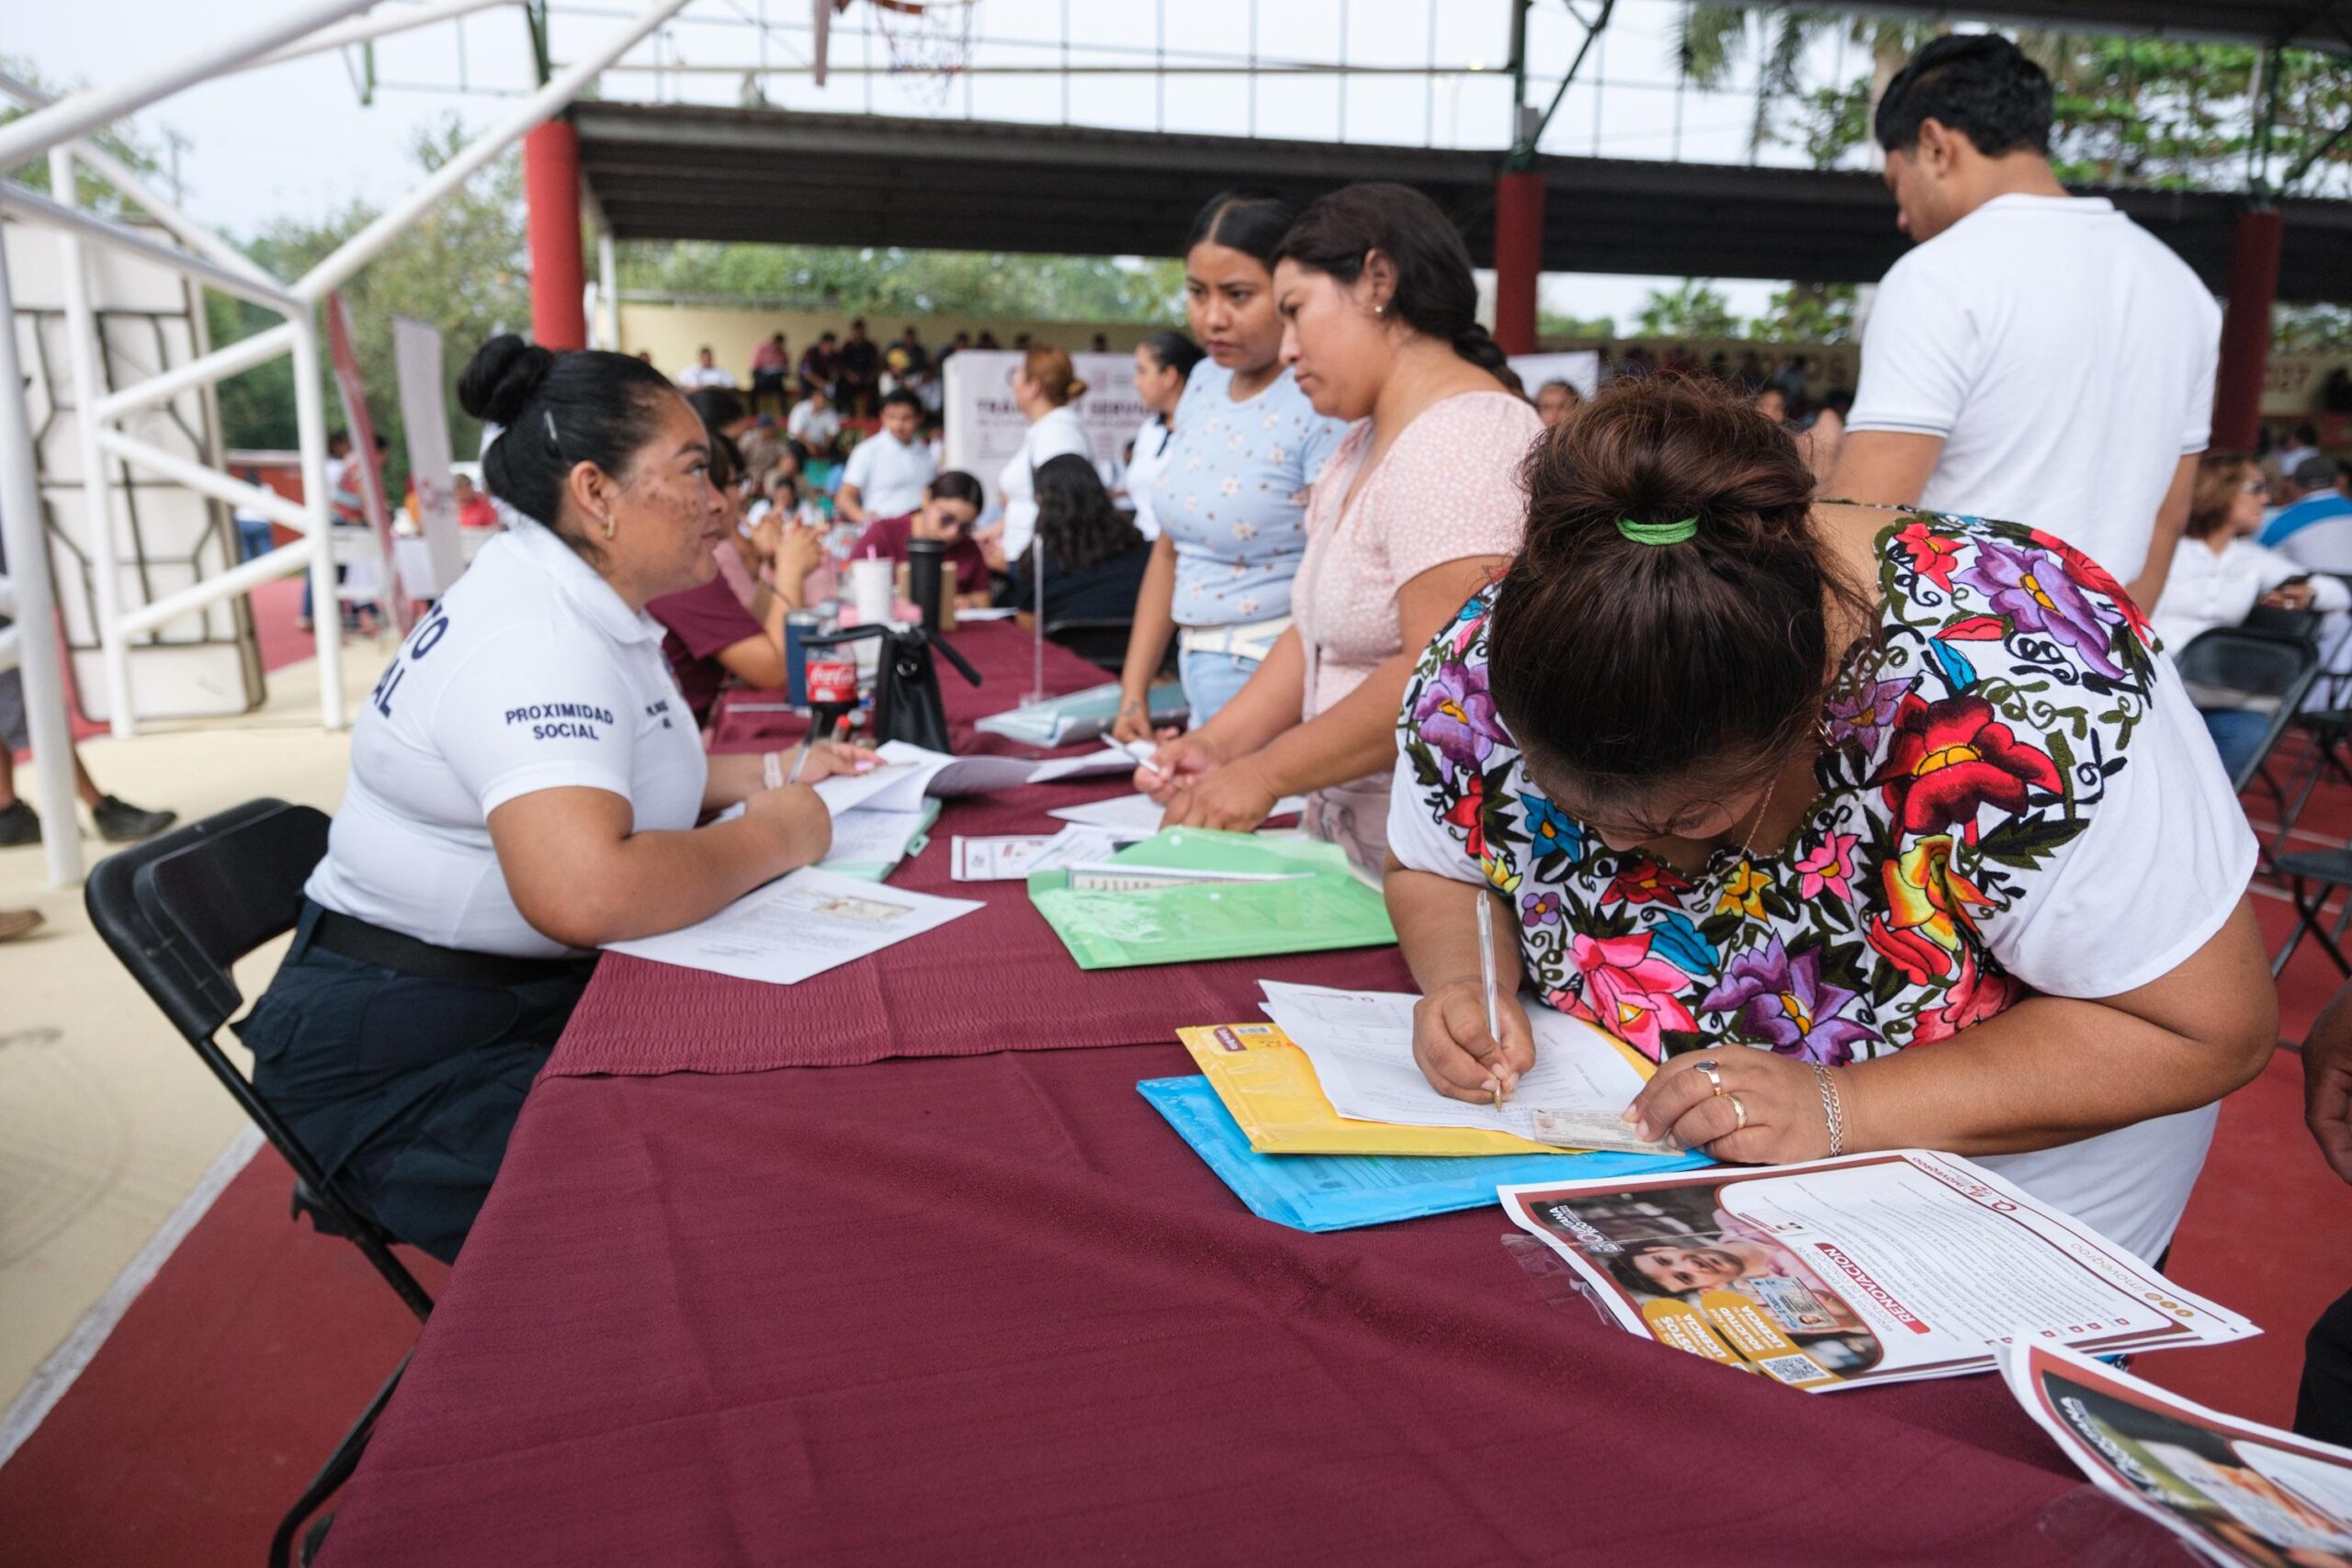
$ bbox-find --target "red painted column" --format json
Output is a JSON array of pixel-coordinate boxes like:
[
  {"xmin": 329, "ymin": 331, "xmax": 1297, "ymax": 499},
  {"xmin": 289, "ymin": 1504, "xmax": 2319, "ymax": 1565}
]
[
  {"xmin": 1493, "ymin": 171, "xmax": 1544, "ymax": 356},
  {"xmin": 524, "ymin": 118, "xmax": 587, "ymax": 352},
  {"xmin": 2211, "ymin": 208, "xmax": 2281, "ymax": 452}
]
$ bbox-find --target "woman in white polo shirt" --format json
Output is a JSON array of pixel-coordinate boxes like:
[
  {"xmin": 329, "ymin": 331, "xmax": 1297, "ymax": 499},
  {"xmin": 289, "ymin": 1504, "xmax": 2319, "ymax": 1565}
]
[
  {"xmin": 990, "ymin": 345, "xmax": 1094, "ymax": 564},
  {"xmin": 236, "ymin": 335, "xmax": 864, "ymax": 1261}
]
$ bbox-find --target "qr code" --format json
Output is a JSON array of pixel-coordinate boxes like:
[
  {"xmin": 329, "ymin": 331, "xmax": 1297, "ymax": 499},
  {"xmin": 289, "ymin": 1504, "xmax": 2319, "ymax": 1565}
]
[{"xmin": 1753, "ymin": 1353, "xmax": 1830, "ymax": 1385}]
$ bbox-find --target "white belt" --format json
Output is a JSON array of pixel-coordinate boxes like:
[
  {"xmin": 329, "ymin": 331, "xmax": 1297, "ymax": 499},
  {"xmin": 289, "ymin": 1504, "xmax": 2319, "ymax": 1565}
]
[{"xmin": 1179, "ymin": 615, "xmax": 1293, "ymax": 663}]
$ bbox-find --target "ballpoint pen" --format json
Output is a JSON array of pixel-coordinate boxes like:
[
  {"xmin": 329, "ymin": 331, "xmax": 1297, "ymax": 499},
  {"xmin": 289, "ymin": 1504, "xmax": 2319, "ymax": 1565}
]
[{"xmin": 1477, "ymin": 892, "xmax": 1502, "ymax": 1110}]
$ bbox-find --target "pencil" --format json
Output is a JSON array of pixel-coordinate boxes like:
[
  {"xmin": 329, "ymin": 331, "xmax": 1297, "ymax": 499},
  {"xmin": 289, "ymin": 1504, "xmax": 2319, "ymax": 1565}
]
[
  {"xmin": 783, "ymin": 734, "xmax": 816, "ymax": 786},
  {"xmin": 1476, "ymin": 892, "xmax": 1502, "ymax": 1110}
]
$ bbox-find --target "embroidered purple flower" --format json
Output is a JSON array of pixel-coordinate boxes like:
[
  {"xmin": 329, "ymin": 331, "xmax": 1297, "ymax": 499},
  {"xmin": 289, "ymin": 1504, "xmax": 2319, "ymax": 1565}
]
[
  {"xmin": 1698, "ymin": 937, "xmax": 1878, "ymax": 1065},
  {"xmin": 1958, "ymin": 539, "xmax": 2123, "ymax": 679},
  {"xmin": 1521, "ymin": 890, "xmax": 1564, "ymax": 928},
  {"xmin": 1411, "ymin": 661, "xmax": 1498, "ymax": 773},
  {"xmin": 1822, "ymin": 676, "xmax": 1910, "ymax": 751}
]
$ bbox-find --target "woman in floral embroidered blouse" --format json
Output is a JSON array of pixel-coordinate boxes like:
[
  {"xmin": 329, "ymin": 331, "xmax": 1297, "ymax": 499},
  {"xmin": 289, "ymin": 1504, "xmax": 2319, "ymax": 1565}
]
[{"xmin": 1385, "ymin": 378, "xmax": 2275, "ymax": 1261}]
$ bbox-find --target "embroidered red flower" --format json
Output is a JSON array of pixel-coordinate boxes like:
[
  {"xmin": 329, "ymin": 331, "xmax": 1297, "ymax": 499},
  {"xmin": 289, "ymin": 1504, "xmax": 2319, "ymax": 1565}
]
[
  {"xmin": 1607, "ymin": 860, "xmax": 1694, "ymax": 907},
  {"xmin": 1879, "ymin": 694, "xmax": 2064, "ymax": 835},
  {"xmin": 1895, "ymin": 520, "xmax": 1964, "ymax": 593},
  {"xmin": 1443, "ymin": 772, "xmax": 1487, "ymax": 862},
  {"xmin": 1905, "ymin": 947, "xmax": 2018, "ymax": 1044}
]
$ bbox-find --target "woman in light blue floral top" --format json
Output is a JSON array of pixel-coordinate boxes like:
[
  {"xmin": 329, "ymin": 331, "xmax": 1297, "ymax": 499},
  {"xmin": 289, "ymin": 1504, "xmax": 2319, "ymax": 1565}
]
[
  {"xmin": 1112, "ymin": 191, "xmax": 1349, "ymax": 743},
  {"xmin": 1385, "ymin": 378, "xmax": 2274, "ymax": 1261}
]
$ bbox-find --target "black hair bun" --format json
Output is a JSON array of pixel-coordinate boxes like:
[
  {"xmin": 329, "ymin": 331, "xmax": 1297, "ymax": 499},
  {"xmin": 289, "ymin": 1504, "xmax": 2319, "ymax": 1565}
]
[{"xmin": 457, "ymin": 333, "xmax": 556, "ymax": 424}]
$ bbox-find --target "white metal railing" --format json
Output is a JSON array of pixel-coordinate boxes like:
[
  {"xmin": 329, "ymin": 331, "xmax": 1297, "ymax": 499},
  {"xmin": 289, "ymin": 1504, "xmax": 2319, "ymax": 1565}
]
[{"xmin": 0, "ymin": 0, "xmax": 692, "ymax": 885}]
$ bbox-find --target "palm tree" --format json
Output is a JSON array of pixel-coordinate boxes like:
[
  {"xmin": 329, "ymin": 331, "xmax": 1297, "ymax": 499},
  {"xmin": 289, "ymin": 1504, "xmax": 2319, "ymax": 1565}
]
[{"xmin": 1673, "ymin": 6, "xmax": 1943, "ymax": 163}]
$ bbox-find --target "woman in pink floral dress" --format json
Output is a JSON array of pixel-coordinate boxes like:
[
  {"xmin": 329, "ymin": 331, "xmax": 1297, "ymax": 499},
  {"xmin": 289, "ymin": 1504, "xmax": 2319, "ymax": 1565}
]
[{"xmin": 1385, "ymin": 378, "xmax": 2275, "ymax": 1261}]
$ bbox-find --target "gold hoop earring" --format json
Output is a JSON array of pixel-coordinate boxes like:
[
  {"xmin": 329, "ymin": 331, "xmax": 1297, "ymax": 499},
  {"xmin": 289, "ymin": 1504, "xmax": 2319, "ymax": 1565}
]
[{"xmin": 600, "ymin": 513, "xmax": 616, "ymax": 541}]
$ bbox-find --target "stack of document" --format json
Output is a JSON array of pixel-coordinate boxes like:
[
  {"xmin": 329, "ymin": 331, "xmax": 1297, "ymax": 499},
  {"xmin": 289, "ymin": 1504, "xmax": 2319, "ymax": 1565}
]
[
  {"xmin": 1145, "ymin": 982, "xmax": 1711, "ymax": 1233},
  {"xmin": 973, "ymin": 682, "xmax": 1187, "ymax": 747},
  {"xmin": 812, "ymin": 740, "xmax": 1040, "ymax": 813},
  {"xmin": 1138, "ymin": 1077, "xmax": 1702, "ymax": 1234},
  {"xmin": 1259, "ymin": 982, "xmax": 1673, "ymax": 1156},
  {"xmin": 1026, "ymin": 828, "xmax": 1395, "ymax": 969}
]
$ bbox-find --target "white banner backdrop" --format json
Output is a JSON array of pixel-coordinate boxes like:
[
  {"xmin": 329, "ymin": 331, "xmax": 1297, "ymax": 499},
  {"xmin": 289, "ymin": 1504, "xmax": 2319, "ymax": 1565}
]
[
  {"xmin": 1508, "ymin": 351, "xmax": 1602, "ymax": 400},
  {"xmin": 941, "ymin": 350, "xmax": 1145, "ymax": 509},
  {"xmin": 392, "ymin": 316, "xmax": 468, "ymax": 599}
]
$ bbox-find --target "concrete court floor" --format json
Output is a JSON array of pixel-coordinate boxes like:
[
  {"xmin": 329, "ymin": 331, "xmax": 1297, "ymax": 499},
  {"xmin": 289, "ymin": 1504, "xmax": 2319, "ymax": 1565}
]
[{"xmin": 0, "ymin": 638, "xmax": 392, "ymax": 1422}]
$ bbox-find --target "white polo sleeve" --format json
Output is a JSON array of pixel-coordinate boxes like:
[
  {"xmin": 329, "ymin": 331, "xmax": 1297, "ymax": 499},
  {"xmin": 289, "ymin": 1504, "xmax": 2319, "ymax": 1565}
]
[
  {"xmin": 1845, "ymin": 253, "xmax": 1974, "ymax": 440},
  {"xmin": 1976, "ymin": 668, "xmax": 2254, "ymax": 998},
  {"xmin": 429, "ymin": 622, "xmax": 640, "ymax": 816},
  {"xmin": 2180, "ymin": 289, "xmax": 2222, "ymax": 455},
  {"xmin": 841, "ymin": 436, "xmax": 878, "ymax": 492}
]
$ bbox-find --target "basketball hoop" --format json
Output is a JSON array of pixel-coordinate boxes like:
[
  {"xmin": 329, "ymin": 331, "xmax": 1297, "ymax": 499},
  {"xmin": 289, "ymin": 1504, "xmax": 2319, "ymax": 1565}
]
[{"xmin": 867, "ymin": 0, "xmax": 979, "ymax": 110}]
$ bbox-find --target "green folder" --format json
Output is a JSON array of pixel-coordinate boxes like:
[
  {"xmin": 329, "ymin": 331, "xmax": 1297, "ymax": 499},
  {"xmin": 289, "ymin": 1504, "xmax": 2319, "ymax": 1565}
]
[{"xmin": 1026, "ymin": 828, "xmax": 1396, "ymax": 970}]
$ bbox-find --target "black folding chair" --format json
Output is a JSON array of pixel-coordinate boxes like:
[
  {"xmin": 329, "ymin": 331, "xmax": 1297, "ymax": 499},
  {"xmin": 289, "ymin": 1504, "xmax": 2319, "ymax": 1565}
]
[
  {"xmin": 84, "ymin": 798, "xmax": 432, "ymax": 1568},
  {"xmin": 1044, "ymin": 615, "xmax": 1136, "ymax": 673},
  {"xmin": 2173, "ymin": 626, "xmax": 2320, "ymax": 804}
]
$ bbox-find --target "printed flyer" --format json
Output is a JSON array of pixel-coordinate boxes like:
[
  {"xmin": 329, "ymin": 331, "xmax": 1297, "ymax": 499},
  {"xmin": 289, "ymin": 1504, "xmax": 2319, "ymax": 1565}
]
[
  {"xmin": 1498, "ymin": 1150, "xmax": 2256, "ymax": 1391},
  {"xmin": 2003, "ymin": 1340, "xmax": 2352, "ymax": 1567}
]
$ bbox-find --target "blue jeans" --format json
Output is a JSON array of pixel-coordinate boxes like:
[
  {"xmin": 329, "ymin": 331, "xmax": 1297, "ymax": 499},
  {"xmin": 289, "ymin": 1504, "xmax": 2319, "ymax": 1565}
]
[
  {"xmin": 1180, "ymin": 648, "xmax": 1260, "ymax": 729},
  {"xmin": 2202, "ymin": 708, "xmax": 2270, "ymax": 785},
  {"xmin": 237, "ymin": 518, "xmax": 276, "ymax": 561}
]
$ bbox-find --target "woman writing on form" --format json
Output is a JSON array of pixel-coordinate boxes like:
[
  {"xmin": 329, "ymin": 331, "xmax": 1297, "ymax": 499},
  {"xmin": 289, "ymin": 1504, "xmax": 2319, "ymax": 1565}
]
[
  {"xmin": 1111, "ymin": 192, "xmax": 1350, "ymax": 742},
  {"xmin": 1385, "ymin": 378, "xmax": 2274, "ymax": 1261},
  {"xmin": 238, "ymin": 338, "xmax": 868, "ymax": 1261},
  {"xmin": 1142, "ymin": 183, "xmax": 1542, "ymax": 872}
]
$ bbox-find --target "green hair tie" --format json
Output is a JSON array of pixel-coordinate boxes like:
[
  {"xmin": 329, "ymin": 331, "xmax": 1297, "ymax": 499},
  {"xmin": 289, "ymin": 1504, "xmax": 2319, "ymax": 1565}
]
[{"xmin": 1616, "ymin": 516, "xmax": 1699, "ymax": 547}]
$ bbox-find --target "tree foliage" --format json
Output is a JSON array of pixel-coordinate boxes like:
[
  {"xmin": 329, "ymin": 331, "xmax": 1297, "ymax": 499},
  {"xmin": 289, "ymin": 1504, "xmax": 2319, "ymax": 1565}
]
[
  {"xmin": 1748, "ymin": 280, "xmax": 1858, "ymax": 344},
  {"xmin": 208, "ymin": 117, "xmax": 528, "ymax": 473},
  {"xmin": 1635, "ymin": 279, "xmax": 1739, "ymax": 338},
  {"xmin": 0, "ymin": 53, "xmax": 170, "ymax": 213},
  {"xmin": 1673, "ymin": 16, "xmax": 2352, "ymax": 197},
  {"xmin": 617, "ymin": 241, "xmax": 1184, "ymax": 325}
]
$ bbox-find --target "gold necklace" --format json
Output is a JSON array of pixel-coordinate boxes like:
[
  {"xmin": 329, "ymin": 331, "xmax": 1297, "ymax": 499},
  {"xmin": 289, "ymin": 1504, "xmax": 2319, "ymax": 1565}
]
[{"xmin": 1736, "ymin": 773, "xmax": 1781, "ymax": 860}]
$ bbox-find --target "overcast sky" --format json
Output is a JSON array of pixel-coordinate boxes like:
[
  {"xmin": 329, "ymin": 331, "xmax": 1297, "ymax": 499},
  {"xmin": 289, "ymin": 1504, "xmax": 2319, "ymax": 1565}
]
[{"xmin": 9, "ymin": 0, "xmax": 1913, "ymax": 324}]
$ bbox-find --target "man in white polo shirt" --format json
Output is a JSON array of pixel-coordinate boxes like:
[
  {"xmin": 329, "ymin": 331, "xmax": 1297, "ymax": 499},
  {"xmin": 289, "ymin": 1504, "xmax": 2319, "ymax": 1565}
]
[
  {"xmin": 1830, "ymin": 34, "xmax": 2220, "ymax": 610},
  {"xmin": 835, "ymin": 389, "xmax": 938, "ymax": 525}
]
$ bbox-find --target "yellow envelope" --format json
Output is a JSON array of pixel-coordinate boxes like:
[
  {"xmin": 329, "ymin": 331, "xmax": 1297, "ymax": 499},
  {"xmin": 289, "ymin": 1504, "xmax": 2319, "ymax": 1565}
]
[{"xmin": 1178, "ymin": 1021, "xmax": 1570, "ymax": 1156}]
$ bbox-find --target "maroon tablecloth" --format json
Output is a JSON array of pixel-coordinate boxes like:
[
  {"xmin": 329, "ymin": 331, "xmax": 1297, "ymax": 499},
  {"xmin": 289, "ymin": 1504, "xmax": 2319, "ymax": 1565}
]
[
  {"xmin": 706, "ymin": 617, "xmax": 1110, "ymax": 757},
  {"xmin": 317, "ymin": 1043, "xmax": 2179, "ymax": 1567},
  {"xmin": 545, "ymin": 781, "xmax": 1412, "ymax": 1076}
]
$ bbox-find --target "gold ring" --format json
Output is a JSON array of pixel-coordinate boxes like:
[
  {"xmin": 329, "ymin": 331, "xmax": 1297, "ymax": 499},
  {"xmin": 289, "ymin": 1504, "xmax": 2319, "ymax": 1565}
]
[
  {"xmin": 1727, "ymin": 1092, "xmax": 1748, "ymax": 1133},
  {"xmin": 1694, "ymin": 1059, "xmax": 1724, "ymax": 1097}
]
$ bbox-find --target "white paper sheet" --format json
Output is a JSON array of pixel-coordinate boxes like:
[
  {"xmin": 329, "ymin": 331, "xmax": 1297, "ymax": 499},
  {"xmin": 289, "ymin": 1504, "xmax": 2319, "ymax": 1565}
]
[
  {"xmin": 955, "ymin": 605, "xmax": 1020, "ymax": 621},
  {"xmin": 820, "ymin": 807, "xmax": 932, "ymax": 868},
  {"xmin": 812, "ymin": 742, "xmax": 1046, "ymax": 815},
  {"xmin": 950, "ymin": 825, "xmax": 1125, "ymax": 881},
  {"xmin": 1258, "ymin": 980, "xmax": 1651, "ymax": 1145},
  {"xmin": 605, "ymin": 867, "xmax": 980, "ymax": 985},
  {"xmin": 952, "ymin": 834, "xmax": 1059, "ymax": 881},
  {"xmin": 1046, "ymin": 792, "xmax": 1308, "ymax": 840},
  {"xmin": 811, "ymin": 764, "xmax": 922, "ymax": 815},
  {"xmin": 1025, "ymin": 747, "xmax": 1145, "ymax": 784}
]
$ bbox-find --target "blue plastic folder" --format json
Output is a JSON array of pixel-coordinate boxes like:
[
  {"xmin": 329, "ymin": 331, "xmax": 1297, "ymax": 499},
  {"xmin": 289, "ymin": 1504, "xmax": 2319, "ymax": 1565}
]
[{"xmin": 1138, "ymin": 1076, "xmax": 1713, "ymax": 1234}]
